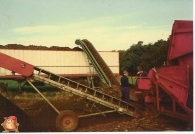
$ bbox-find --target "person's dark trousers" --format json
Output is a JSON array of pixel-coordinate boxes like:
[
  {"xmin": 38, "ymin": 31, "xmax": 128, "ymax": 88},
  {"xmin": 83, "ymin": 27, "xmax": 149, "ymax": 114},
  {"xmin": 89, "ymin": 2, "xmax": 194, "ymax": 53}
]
[{"xmin": 121, "ymin": 87, "xmax": 130, "ymax": 103}]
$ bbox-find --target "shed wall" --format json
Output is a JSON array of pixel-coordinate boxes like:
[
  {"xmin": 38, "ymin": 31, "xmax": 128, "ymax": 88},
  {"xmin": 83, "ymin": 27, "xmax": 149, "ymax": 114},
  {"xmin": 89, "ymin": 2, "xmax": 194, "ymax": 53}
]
[{"xmin": 0, "ymin": 50, "xmax": 119, "ymax": 77}]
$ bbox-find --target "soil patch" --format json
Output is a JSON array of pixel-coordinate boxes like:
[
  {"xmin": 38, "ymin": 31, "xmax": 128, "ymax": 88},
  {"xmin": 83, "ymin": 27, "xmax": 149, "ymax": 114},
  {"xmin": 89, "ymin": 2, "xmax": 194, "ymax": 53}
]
[{"xmin": 0, "ymin": 93, "xmax": 192, "ymax": 132}]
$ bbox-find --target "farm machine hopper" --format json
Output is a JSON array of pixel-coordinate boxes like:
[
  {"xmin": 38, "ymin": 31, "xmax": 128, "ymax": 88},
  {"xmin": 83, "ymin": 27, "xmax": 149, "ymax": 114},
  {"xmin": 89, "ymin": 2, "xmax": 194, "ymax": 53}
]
[
  {"xmin": 0, "ymin": 20, "xmax": 193, "ymax": 131},
  {"xmin": 134, "ymin": 20, "xmax": 193, "ymax": 126}
]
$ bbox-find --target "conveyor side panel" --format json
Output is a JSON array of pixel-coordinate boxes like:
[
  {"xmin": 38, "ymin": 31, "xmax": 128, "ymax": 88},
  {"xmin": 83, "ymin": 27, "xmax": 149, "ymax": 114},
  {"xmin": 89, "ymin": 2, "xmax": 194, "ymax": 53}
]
[{"xmin": 75, "ymin": 39, "xmax": 119, "ymax": 86}]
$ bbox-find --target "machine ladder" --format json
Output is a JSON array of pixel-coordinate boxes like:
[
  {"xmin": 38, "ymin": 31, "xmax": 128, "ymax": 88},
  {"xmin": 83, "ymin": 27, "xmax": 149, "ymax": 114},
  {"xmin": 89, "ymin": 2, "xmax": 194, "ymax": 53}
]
[{"xmin": 33, "ymin": 66, "xmax": 140, "ymax": 118}]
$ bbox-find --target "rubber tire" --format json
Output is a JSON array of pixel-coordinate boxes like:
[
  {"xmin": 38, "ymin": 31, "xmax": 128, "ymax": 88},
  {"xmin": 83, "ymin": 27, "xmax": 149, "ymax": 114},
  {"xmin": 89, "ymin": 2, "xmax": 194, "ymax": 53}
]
[{"xmin": 56, "ymin": 110, "xmax": 78, "ymax": 132}]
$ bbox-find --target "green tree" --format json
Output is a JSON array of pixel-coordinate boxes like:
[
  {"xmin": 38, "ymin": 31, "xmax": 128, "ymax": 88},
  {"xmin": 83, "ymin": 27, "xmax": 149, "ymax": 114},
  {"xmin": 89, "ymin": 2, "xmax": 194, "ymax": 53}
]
[{"xmin": 119, "ymin": 39, "xmax": 169, "ymax": 76}]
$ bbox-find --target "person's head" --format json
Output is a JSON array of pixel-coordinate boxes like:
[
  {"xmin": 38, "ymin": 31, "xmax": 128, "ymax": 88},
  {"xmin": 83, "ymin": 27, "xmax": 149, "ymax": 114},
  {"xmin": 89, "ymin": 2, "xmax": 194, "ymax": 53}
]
[
  {"xmin": 137, "ymin": 66, "xmax": 143, "ymax": 71},
  {"xmin": 123, "ymin": 70, "xmax": 129, "ymax": 76}
]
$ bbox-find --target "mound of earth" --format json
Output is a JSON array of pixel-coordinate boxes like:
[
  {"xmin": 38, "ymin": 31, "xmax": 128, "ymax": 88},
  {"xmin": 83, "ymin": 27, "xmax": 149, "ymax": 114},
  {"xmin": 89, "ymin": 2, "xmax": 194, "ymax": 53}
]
[{"xmin": 0, "ymin": 44, "xmax": 82, "ymax": 51}]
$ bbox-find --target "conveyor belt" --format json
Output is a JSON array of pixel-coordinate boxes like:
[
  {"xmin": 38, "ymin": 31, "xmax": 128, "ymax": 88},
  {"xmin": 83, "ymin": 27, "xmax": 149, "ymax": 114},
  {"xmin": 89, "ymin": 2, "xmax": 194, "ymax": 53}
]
[
  {"xmin": 75, "ymin": 39, "xmax": 120, "ymax": 87},
  {"xmin": 33, "ymin": 66, "xmax": 140, "ymax": 118}
]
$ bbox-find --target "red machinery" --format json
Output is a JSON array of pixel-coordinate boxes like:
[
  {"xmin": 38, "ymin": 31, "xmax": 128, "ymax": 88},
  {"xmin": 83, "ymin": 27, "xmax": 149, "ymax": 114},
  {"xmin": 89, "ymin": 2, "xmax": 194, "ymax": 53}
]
[
  {"xmin": 136, "ymin": 20, "xmax": 193, "ymax": 125},
  {"xmin": 0, "ymin": 53, "xmax": 34, "ymax": 77},
  {"xmin": 0, "ymin": 20, "xmax": 193, "ymax": 131}
]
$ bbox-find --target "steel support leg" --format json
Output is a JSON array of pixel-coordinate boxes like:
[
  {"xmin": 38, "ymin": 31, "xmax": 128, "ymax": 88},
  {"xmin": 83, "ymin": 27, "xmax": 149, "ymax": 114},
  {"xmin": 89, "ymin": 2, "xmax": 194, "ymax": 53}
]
[
  {"xmin": 18, "ymin": 80, "xmax": 22, "ymax": 92},
  {"xmin": 156, "ymin": 82, "xmax": 160, "ymax": 111},
  {"xmin": 26, "ymin": 79, "xmax": 60, "ymax": 115}
]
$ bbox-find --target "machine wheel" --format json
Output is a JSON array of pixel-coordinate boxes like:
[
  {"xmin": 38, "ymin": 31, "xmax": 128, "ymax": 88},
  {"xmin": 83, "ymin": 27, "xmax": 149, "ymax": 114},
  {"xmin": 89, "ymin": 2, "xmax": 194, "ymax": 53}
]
[{"xmin": 56, "ymin": 110, "xmax": 78, "ymax": 132}]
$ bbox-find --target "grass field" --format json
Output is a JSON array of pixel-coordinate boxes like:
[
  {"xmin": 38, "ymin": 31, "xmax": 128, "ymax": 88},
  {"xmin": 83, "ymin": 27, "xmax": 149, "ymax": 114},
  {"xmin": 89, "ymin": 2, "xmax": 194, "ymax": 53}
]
[
  {"xmin": 128, "ymin": 76, "xmax": 137, "ymax": 85},
  {"xmin": 0, "ymin": 79, "xmax": 57, "ymax": 91},
  {"xmin": 0, "ymin": 79, "xmax": 70, "ymax": 100}
]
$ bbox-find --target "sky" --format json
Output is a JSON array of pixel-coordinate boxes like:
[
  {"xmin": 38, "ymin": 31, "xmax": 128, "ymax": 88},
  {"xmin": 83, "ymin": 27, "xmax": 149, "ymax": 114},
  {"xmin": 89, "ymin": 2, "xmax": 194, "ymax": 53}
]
[{"xmin": 0, "ymin": 0, "xmax": 193, "ymax": 51}]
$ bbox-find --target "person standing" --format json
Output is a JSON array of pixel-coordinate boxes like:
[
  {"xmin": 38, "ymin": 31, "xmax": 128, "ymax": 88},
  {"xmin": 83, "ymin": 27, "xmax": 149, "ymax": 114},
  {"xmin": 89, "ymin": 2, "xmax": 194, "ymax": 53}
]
[
  {"xmin": 120, "ymin": 70, "xmax": 131, "ymax": 103},
  {"xmin": 137, "ymin": 66, "xmax": 148, "ymax": 77}
]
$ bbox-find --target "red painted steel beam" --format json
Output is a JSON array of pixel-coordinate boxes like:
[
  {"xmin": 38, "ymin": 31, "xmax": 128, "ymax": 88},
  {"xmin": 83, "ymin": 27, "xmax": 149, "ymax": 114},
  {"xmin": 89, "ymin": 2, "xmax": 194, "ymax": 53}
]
[
  {"xmin": 0, "ymin": 52, "xmax": 33, "ymax": 77},
  {"xmin": 158, "ymin": 83, "xmax": 192, "ymax": 115},
  {"xmin": 161, "ymin": 109, "xmax": 193, "ymax": 124}
]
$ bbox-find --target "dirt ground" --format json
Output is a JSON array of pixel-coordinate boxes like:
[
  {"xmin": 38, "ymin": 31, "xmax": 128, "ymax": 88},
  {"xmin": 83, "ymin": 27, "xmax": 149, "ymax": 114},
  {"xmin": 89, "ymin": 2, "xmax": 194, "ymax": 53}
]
[
  {"xmin": 0, "ymin": 93, "xmax": 192, "ymax": 132},
  {"xmin": 77, "ymin": 113, "xmax": 189, "ymax": 132}
]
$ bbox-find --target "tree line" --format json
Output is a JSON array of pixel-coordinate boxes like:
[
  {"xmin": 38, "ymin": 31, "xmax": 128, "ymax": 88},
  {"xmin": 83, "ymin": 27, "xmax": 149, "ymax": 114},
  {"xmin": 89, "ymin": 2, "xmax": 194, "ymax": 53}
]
[{"xmin": 116, "ymin": 38, "xmax": 170, "ymax": 76}]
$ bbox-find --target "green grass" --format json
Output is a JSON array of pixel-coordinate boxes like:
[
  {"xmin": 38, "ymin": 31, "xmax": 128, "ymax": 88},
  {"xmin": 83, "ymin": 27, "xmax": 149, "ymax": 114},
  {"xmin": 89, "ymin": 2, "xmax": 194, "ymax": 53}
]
[
  {"xmin": 0, "ymin": 79, "xmax": 71, "ymax": 100},
  {"xmin": 0, "ymin": 79, "xmax": 18, "ymax": 91},
  {"xmin": 128, "ymin": 76, "xmax": 137, "ymax": 85},
  {"xmin": 0, "ymin": 79, "xmax": 59, "ymax": 92}
]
